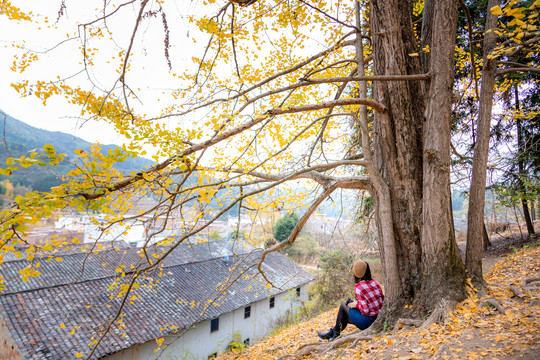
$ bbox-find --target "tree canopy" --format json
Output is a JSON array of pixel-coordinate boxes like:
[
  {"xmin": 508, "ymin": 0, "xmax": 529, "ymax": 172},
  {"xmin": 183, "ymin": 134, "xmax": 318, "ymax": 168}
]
[{"xmin": 273, "ymin": 212, "xmax": 300, "ymax": 243}]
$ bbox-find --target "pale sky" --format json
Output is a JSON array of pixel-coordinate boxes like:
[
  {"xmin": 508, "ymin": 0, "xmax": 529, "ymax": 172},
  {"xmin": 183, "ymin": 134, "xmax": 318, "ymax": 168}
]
[{"xmin": 0, "ymin": 0, "xmax": 202, "ymax": 147}]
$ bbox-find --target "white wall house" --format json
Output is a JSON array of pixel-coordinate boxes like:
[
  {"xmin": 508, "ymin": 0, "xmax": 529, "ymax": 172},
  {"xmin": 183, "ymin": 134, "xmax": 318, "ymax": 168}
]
[
  {"xmin": 106, "ymin": 286, "xmax": 308, "ymax": 360},
  {"xmin": 0, "ymin": 241, "xmax": 314, "ymax": 360},
  {"xmin": 55, "ymin": 214, "xmax": 178, "ymax": 246}
]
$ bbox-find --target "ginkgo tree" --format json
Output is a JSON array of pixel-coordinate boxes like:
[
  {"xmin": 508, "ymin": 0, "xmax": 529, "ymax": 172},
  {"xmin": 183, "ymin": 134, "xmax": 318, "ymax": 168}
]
[
  {"xmin": 1, "ymin": 0, "xmax": 539, "ymax": 356},
  {"xmin": 463, "ymin": 0, "xmax": 540, "ymax": 284}
]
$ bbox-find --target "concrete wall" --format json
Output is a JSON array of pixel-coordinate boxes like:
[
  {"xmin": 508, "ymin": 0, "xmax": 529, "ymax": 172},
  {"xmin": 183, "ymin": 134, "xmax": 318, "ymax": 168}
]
[{"xmin": 105, "ymin": 284, "xmax": 309, "ymax": 360}]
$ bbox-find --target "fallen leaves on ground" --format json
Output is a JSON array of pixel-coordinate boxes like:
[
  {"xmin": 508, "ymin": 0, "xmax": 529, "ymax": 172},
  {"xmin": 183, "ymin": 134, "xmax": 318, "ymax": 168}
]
[{"xmin": 219, "ymin": 244, "xmax": 540, "ymax": 360}]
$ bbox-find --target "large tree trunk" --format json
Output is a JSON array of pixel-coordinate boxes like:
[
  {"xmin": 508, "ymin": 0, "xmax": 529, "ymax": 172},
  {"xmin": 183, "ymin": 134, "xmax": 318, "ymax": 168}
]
[
  {"xmin": 354, "ymin": 1, "xmax": 401, "ymax": 311},
  {"xmin": 370, "ymin": 0, "xmax": 466, "ymax": 319},
  {"xmin": 370, "ymin": 0, "xmax": 425, "ymax": 320},
  {"xmin": 420, "ymin": 0, "xmax": 466, "ymax": 306},
  {"xmin": 466, "ymin": 0, "xmax": 499, "ymax": 284}
]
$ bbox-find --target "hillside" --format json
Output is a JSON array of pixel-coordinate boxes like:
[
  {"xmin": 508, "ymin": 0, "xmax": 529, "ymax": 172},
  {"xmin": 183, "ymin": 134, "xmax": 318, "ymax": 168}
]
[
  {"xmin": 219, "ymin": 237, "xmax": 540, "ymax": 360},
  {"xmin": 0, "ymin": 111, "xmax": 153, "ymax": 192}
]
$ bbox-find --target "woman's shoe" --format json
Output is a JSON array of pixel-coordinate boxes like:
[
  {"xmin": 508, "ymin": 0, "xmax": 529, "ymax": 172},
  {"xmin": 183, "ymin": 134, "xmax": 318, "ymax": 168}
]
[
  {"xmin": 328, "ymin": 329, "xmax": 340, "ymax": 341},
  {"xmin": 317, "ymin": 328, "xmax": 334, "ymax": 340}
]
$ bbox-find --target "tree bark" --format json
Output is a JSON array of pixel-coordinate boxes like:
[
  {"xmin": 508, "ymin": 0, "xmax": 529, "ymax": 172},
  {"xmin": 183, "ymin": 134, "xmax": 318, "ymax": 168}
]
[
  {"xmin": 421, "ymin": 0, "xmax": 466, "ymax": 306},
  {"xmin": 354, "ymin": 1, "xmax": 401, "ymax": 304},
  {"xmin": 483, "ymin": 223, "xmax": 491, "ymax": 251},
  {"xmin": 370, "ymin": 0, "xmax": 466, "ymax": 319},
  {"xmin": 515, "ymin": 85, "xmax": 536, "ymax": 237},
  {"xmin": 370, "ymin": 0, "xmax": 425, "ymax": 319},
  {"xmin": 466, "ymin": 0, "xmax": 499, "ymax": 284}
]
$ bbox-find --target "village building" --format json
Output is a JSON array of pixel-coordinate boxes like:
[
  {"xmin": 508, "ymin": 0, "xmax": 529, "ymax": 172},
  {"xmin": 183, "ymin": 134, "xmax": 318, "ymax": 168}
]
[{"xmin": 0, "ymin": 240, "xmax": 313, "ymax": 359}]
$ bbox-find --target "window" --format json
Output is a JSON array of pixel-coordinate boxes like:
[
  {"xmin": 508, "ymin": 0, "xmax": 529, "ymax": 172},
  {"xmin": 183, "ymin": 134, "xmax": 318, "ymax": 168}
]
[
  {"xmin": 269, "ymin": 296, "xmax": 275, "ymax": 309},
  {"xmin": 244, "ymin": 305, "xmax": 251, "ymax": 319},
  {"xmin": 296, "ymin": 287, "xmax": 301, "ymax": 297},
  {"xmin": 244, "ymin": 338, "xmax": 250, "ymax": 346},
  {"xmin": 210, "ymin": 318, "xmax": 219, "ymax": 333}
]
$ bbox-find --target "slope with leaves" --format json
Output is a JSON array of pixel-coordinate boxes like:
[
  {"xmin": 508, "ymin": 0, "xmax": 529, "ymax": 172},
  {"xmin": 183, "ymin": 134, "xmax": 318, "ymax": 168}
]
[{"xmin": 219, "ymin": 244, "xmax": 540, "ymax": 360}]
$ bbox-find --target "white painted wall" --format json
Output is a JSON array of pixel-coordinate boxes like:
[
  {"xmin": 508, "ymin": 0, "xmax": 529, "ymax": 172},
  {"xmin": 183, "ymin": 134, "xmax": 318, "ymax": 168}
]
[
  {"xmin": 54, "ymin": 215, "xmax": 176, "ymax": 246},
  {"xmin": 104, "ymin": 284, "xmax": 309, "ymax": 360}
]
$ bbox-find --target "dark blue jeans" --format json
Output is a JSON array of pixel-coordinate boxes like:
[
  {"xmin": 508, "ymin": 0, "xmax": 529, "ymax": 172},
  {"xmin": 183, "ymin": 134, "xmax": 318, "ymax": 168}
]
[
  {"xmin": 349, "ymin": 308, "xmax": 377, "ymax": 330},
  {"xmin": 335, "ymin": 303, "xmax": 377, "ymax": 332}
]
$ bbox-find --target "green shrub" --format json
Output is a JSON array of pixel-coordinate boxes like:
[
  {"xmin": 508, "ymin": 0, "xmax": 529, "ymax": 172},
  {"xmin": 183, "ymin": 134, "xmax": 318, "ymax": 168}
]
[
  {"xmin": 226, "ymin": 333, "xmax": 246, "ymax": 352},
  {"xmin": 286, "ymin": 234, "xmax": 318, "ymax": 260},
  {"xmin": 312, "ymin": 249, "xmax": 356, "ymax": 305},
  {"xmin": 273, "ymin": 212, "xmax": 299, "ymax": 242}
]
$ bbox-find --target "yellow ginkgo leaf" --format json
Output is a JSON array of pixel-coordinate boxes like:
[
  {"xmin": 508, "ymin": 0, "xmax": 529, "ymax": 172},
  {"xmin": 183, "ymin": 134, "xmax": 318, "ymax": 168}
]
[{"xmin": 491, "ymin": 6, "xmax": 504, "ymax": 16}]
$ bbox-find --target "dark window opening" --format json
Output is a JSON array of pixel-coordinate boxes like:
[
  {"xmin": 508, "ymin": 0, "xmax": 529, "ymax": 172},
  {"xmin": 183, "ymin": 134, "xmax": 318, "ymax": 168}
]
[
  {"xmin": 244, "ymin": 305, "xmax": 251, "ymax": 319},
  {"xmin": 244, "ymin": 338, "xmax": 250, "ymax": 346},
  {"xmin": 269, "ymin": 296, "xmax": 275, "ymax": 308},
  {"xmin": 210, "ymin": 318, "xmax": 219, "ymax": 333},
  {"xmin": 296, "ymin": 287, "xmax": 301, "ymax": 297}
]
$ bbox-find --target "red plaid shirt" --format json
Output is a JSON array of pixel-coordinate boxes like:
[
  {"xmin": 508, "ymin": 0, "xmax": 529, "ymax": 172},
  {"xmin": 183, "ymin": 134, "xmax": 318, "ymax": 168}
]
[{"xmin": 354, "ymin": 280, "xmax": 384, "ymax": 316}]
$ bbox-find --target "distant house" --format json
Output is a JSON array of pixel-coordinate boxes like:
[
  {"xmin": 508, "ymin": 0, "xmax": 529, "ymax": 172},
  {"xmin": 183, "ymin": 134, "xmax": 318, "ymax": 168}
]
[
  {"xmin": 54, "ymin": 211, "xmax": 232, "ymax": 248},
  {"xmin": 0, "ymin": 240, "xmax": 313, "ymax": 359}
]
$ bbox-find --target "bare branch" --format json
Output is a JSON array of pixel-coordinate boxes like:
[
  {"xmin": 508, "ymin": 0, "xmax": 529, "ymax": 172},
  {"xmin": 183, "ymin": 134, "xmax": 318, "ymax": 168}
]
[
  {"xmin": 150, "ymin": 36, "xmax": 357, "ymax": 120},
  {"xmin": 496, "ymin": 67, "xmax": 540, "ymax": 75},
  {"xmin": 257, "ymin": 183, "xmax": 340, "ymax": 281},
  {"xmin": 298, "ymin": 0, "xmax": 359, "ymax": 32},
  {"xmin": 450, "ymin": 141, "xmax": 472, "ymax": 160}
]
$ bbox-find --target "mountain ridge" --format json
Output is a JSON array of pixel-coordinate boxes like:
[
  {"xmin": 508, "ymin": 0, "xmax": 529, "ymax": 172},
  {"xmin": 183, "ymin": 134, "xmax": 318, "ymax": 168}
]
[{"xmin": 0, "ymin": 110, "xmax": 153, "ymax": 192}]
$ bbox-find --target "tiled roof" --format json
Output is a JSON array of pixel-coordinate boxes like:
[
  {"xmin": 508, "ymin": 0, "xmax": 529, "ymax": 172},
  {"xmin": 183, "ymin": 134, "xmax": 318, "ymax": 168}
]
[
  {"xmin": 0, "ymin": 240, "xmax": 252, "ymax": 295},
  {"xmin": 0, "ymin": 241, "xmax": 314, "ymax": 359},
  {"xmin": 2, "ymin": 240, "xmax": 130, "ymax": 263}
]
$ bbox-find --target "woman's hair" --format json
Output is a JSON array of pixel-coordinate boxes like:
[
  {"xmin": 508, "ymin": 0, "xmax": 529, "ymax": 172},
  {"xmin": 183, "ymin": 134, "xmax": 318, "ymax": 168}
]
[{"xmin": 354, "ymin": 262, "xmax": 373, "ymax": 283}]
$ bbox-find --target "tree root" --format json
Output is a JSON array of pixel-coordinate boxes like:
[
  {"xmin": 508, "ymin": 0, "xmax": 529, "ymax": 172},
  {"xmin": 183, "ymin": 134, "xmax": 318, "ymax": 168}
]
[
  {"xmin": 323, "ymin": 334, "xmax": 372, "ymax": 353},
  {"xmin": 278, "ymin": 331, "xmax": 373, "ymax": 359},
  {"xmin": 431, "ymin": 344, "xmax": 448, "ymax": 359},
  {"xmin": 509, "ymin": 285, "xmax": 525, "ymax": 298},
  {"xmin": 420, "ymin": 299, "xmax": 456, "ymax": 331},
  {"xmin": 347, "ymin": 336, "xmax": 373, "ymax": 349},
  {"xmin": 393, "ymin": 318, "xmax": 424, "ymax": 333},
  {"xmin": 297, "ymin": 341, "xmax": 324, "ymax": 350},
  {"xmin": 480, "ymin": 298, "xmax": 506, "ymax": 314},
  {"xmin": 288, "ymin": 345, "xmax": 327, "ymax": 358},
  {"xmin": 523, "ymin": 277, "xmax": 540, "ymax": 286}
]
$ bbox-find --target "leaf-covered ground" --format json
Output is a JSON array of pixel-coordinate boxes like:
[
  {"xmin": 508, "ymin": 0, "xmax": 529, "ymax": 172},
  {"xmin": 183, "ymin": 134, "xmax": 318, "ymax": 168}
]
[{"xmin": 220, "ymin": 241, "xmax": 540, "ymax": 360}]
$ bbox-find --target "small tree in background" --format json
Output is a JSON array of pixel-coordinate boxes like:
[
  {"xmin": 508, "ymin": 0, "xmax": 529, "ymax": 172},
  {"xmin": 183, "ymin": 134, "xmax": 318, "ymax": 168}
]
[
  {"xmin": 273, "ymin": 212, "xmax": 300, "ymax": 243},
  {"xmin": 313, "ymin": 250, "xmax": 356, "ymax": 305}
]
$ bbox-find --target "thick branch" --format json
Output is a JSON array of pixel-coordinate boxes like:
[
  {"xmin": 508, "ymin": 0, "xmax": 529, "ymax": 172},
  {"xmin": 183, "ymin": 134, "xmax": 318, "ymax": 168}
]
[
  {"xmin": 258, "ymin": 183, "xmax": 340, "ymax": 273},
  {"xmin": 268, "ymin": 98, "xmax": 386, "ymax": 115},
  {"xmin": 220, "ymin": 160, "xmax": 369, "ymax": 182},
  {"xmin": 298, "ymin": 74, "xmax": 430, "ymax": 83},
  {"xmin": 496, "ymin": 67, "xmax": 540, "ymax": 75}
]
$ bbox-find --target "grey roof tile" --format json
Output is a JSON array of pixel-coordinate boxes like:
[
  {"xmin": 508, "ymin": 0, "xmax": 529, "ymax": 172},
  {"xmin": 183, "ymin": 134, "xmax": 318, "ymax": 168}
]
[{"xmin": 0, "ymin": 242, "xmax": 314, "ymax": 359}]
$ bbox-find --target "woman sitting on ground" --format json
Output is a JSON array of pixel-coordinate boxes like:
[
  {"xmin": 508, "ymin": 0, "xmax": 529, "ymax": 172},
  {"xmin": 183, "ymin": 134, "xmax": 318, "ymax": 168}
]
[{"xmin": 317, "ymin": 260, "xmax": 384, "ymax": 341}]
